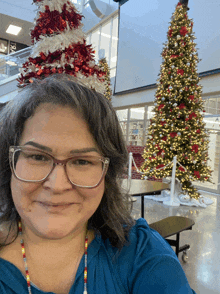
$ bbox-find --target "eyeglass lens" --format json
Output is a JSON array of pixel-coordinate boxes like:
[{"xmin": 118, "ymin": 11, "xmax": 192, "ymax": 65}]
[{"xmin": 13, "ymin": 149, "xmax": 105, "ymax": 187}]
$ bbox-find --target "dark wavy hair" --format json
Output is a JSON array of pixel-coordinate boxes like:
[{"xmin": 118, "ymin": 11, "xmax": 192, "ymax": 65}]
[{"xmin": 0, "ymin": 74, "xmax": 135, "ymax": 250}]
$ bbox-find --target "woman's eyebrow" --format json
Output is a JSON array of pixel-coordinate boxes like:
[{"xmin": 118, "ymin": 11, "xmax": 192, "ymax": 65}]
[{"xmin": 23, "ymin": 141, "xmax": 99, "ymax": 154}]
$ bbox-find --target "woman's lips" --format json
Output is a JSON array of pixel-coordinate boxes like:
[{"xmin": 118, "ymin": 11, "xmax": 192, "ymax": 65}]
[{"xmin": 38, "ymin": 202, "xmax": 74, "ymax": 212}]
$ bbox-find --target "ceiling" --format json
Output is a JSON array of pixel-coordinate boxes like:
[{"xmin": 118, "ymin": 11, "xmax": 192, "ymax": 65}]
[
  {"xmin": 0, "ymin": 13, "xmax": 33, "ymax": 46},
  {"xmin": 0, "ymin": 0, "xmax": 35, "ymax": 46},
  {"xmin": 0, "ymin": 0, "xmax": 118, "ymax": 47}
]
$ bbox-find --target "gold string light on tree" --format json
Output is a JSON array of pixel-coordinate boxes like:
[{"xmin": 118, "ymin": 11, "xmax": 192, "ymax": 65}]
[
  {"xmin": 140, "ymin": 1, "xmax": 213, "ymax": 199},
  {"xmin": 98, "ymin": 57, "xmax": 112, "ymax": 101}
]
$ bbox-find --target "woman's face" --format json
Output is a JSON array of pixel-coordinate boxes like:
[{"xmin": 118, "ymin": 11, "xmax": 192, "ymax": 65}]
[{"xmin": 10, "ymin": 103, "xmax": 105, "ymax": 239}]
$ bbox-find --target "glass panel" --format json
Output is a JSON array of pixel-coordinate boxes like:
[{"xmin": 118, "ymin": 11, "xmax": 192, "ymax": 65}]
[
  {"xmin": 116, "ymin": 109, "xmax": 128, "ymax": 121},
  {"xmin": 99, "ymin": 20, "xmax": 111, "ymax": 61},
  {"xmin": 129, "ymin": 121, "xmax": 144, "ymax": 146},
  {"xmin": 110, "ymin": 67, "xmax": 116, "ymax": 78},
  {"xmin": 130, "ymin": 107, "xmax": 145, "ymax": 120},
  {"xmin": 91, "ymin": 29, "xmax": 100, "ymax": 62},
  {"xmin": 146, "ymin": 106, "xmax": 155, "ymax": 120},
  {"xmin": 203, "ymin": 98, "xmax": 209, "ymax": 114},
  {"xmin": 193, "ymin": 129, "xmax": 220, "ymax": 191},
  {"xmin": 217, "ymin": 98, "xmax": 220, "ymax": 114},
  {"xmin": 145, "ymin": 119, "xmax": 151, "ymax": 137},
  {"xmin": 208, "ymin": 98, "xmax": 217, "ymax": 115},
  {"xmin": 119, "ymin": 122, "xmax": 127, "ymax": 137},
  {"xmin": 191, "ymin": 116, "xmax": 220, "ymax": 190},
  {"xmin": 110, "ymin": 17, "xmax": 118, "ymax": 68},
  {"xmin": 86, "ymin": 34, "xmax": 91, "ymax": 44}
]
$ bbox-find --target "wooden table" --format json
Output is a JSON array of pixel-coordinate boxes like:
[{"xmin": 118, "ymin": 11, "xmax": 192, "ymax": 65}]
[
  {"xmin": 149, "ymin": 216, "xmax": 195, "ymax": 257},
  {"xmin": 122, "ymin": 180, "xmax": 195, "ymax": 259},
  {"xmin": 122, "ymin": 179, "xmax": 169, "ymax": 218}
]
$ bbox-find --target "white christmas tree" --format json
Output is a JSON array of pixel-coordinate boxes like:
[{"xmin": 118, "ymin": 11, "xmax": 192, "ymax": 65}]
[{"xmin": 18, "ymin": 0, "xmax": 106, "ymax": 94}]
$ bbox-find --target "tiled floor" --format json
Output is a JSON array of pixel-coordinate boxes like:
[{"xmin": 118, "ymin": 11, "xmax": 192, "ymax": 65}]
[{"xmin": 131, "ymin": 190, "xmax": 220, "ymax": 294}]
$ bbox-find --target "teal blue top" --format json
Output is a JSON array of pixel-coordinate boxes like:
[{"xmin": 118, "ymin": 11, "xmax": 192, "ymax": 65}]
[{"xmin": 0, "ymin": 218, "xmax": 196, "ymax": 294}]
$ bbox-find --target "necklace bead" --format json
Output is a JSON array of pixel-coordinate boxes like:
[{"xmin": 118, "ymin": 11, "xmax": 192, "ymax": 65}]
[{"xmin": 18, "ymin": 220, "xmax": 88, "ymax": 294}]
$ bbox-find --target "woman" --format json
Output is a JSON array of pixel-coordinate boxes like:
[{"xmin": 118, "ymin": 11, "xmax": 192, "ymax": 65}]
[{"xmin": 0, "ymin": 75, "xmax": 196, "ymax": 294}]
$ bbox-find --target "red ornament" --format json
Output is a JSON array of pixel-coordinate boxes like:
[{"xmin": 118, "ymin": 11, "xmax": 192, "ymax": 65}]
[
  {"xmin": 170, "ymin": 54, "xmax": 179, "ymax": 59},
  {"xmin": 170, "ymin": 132, "xmax": 177, "ymax": 138},
  {"xmin": 196, "ymin": 129, "xmax": 201, "ymax": 134},
  {"xmin": 162, "ymin": 136, "xmax": 167, "ymax": 141},
  {"xmin": 177, "ymin": 69, "xmax": 184, "ymax": 76},
  {"xmin": 178, "ymin": 103, "xmax": 186, "ymax": 110},
  {"xmin": 158, "ymin": 149, "xmax": 165, "ymax": 156},
  {"xmin": 192, "ymin": 144, "xmax": 199, "ymax": 153},
  {"xmin": 194, "ymin": 171, "xmax": 200, "ymax": 178},
  {"xmin": 180, "ymin": 26, "xmax": 188, "ymax": 36},
  {"xmin": 189, "ymin": 95, "xmax": 194, "ymax": 101},
  {"xmin": 158, "ymin": 104, "xmax": 165, "ymax": 111},
  {"xmin": 189, "ymin": 112, "xmax": 197, "ymax": 120},
  {"xmin": 185, "ymin": 118, "xmax": 189, "ymax": 121},
  {"xmin": 168, "ymin": 29, "xmax": 173, "ymax": 37}
]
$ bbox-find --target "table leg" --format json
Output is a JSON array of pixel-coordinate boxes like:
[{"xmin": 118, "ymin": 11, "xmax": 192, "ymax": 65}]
[{"xmin": 141, "ymin": 195, "xmax": 144, "ymax": 218}]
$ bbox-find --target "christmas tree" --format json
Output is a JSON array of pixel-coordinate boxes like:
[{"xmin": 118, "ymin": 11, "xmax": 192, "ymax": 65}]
[
  {"xmin": 140, "ymin": 2, "xmax": 212, "ymax": 199},
  {"xmin": 98, "ymin": 57, "xmax": 112, "ymax": 101},
  {"xmin": 17, "ymin": 0, "xmax": 106, "ymax": 94}
]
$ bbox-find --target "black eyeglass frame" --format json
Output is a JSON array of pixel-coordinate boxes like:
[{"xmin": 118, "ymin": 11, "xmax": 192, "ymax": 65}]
[{"xmin": 9, "ymin": 146, "xmax": 110, "ymax": 189}]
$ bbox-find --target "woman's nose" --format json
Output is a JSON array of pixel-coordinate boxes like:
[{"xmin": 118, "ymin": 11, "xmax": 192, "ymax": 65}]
[{"xmin": 43, "ymin": 164, "xmax": 73, "ymax": 192}]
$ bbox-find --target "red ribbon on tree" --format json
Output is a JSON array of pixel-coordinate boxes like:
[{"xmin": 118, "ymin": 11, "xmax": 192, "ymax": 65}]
[
  {"xmin": 156, "ymin": 164, "xmax": 165, "ymax": 169},
  {"xmin": 194, "ymin": 171, "xmax": 200, "ymax": 178},
  {"xmin": 170, "ymin": 132, "xmax": 177, "ymax": 138},
  {"xmin": 168, "ymin": 29, "xmax": 173, "ymax": 37},
  {"xmin": 180, "ymin": 26, "xmax": 188, "ymax": 36},
  {"xmin": 178, "ymin": 166, "xmax": 185, "ymax": 172},
  {"xmin": 192, "ymin": 144, "xmax": 199, "ymax": 153},
  {"xmin": 189, "ymin": 112, "xmax": 197, "ymax": 120},
  {"xmin": 158, "ymin": 104, "xmax": 165, "ymax": 111},
  {"xmin": 177, "ymin": 69, "xmax": 184, "ymax": 75},
  {"xmin": 178, "ymin": 103, "xmax": 186, "ymax": 109},
  {"xmin": 188, "ymin": 95, "xmax": 194, "ymax": 101},
  {"xmin": 171, "ymin": 55, "xmax": 179, "ymax": 59}
]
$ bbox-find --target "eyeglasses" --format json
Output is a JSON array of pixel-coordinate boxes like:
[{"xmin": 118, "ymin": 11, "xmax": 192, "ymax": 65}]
[{"xmin": 9, "ymin": 146, "xmax": 110, "ymax": 188}]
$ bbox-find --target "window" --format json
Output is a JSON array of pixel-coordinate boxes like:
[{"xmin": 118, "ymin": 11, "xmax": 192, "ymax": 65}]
[
  {"xmin": 91, "ymin": 29, "xmax": 100, "ymax": 62},
  {"xmin": 99, "ymin": 20, "xmax": 111, "ymax": 61},
  {"xmin": 110, "ymin": 17, "xmax": 118, "ymax": 69}
]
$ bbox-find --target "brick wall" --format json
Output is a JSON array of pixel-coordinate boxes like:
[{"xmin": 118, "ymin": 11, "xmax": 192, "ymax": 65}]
[{"xmin": 126, "ymin": 145, "xmax": 162, "ymax": 182}]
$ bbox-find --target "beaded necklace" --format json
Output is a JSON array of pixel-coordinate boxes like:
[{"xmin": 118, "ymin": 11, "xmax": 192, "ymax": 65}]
[{"xmin": 18, "ymin": 221, "xmax": 88, "ymax": 294}]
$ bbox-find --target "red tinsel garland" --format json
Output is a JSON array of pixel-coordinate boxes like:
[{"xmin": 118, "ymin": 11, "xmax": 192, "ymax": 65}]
[
  {"xmin": 31, "ymin": 4, "xmax": 83, "ymax": 41},
  {"xmin": 18, "ymin": 40, "xmax": 106, "ymax": 86}
]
